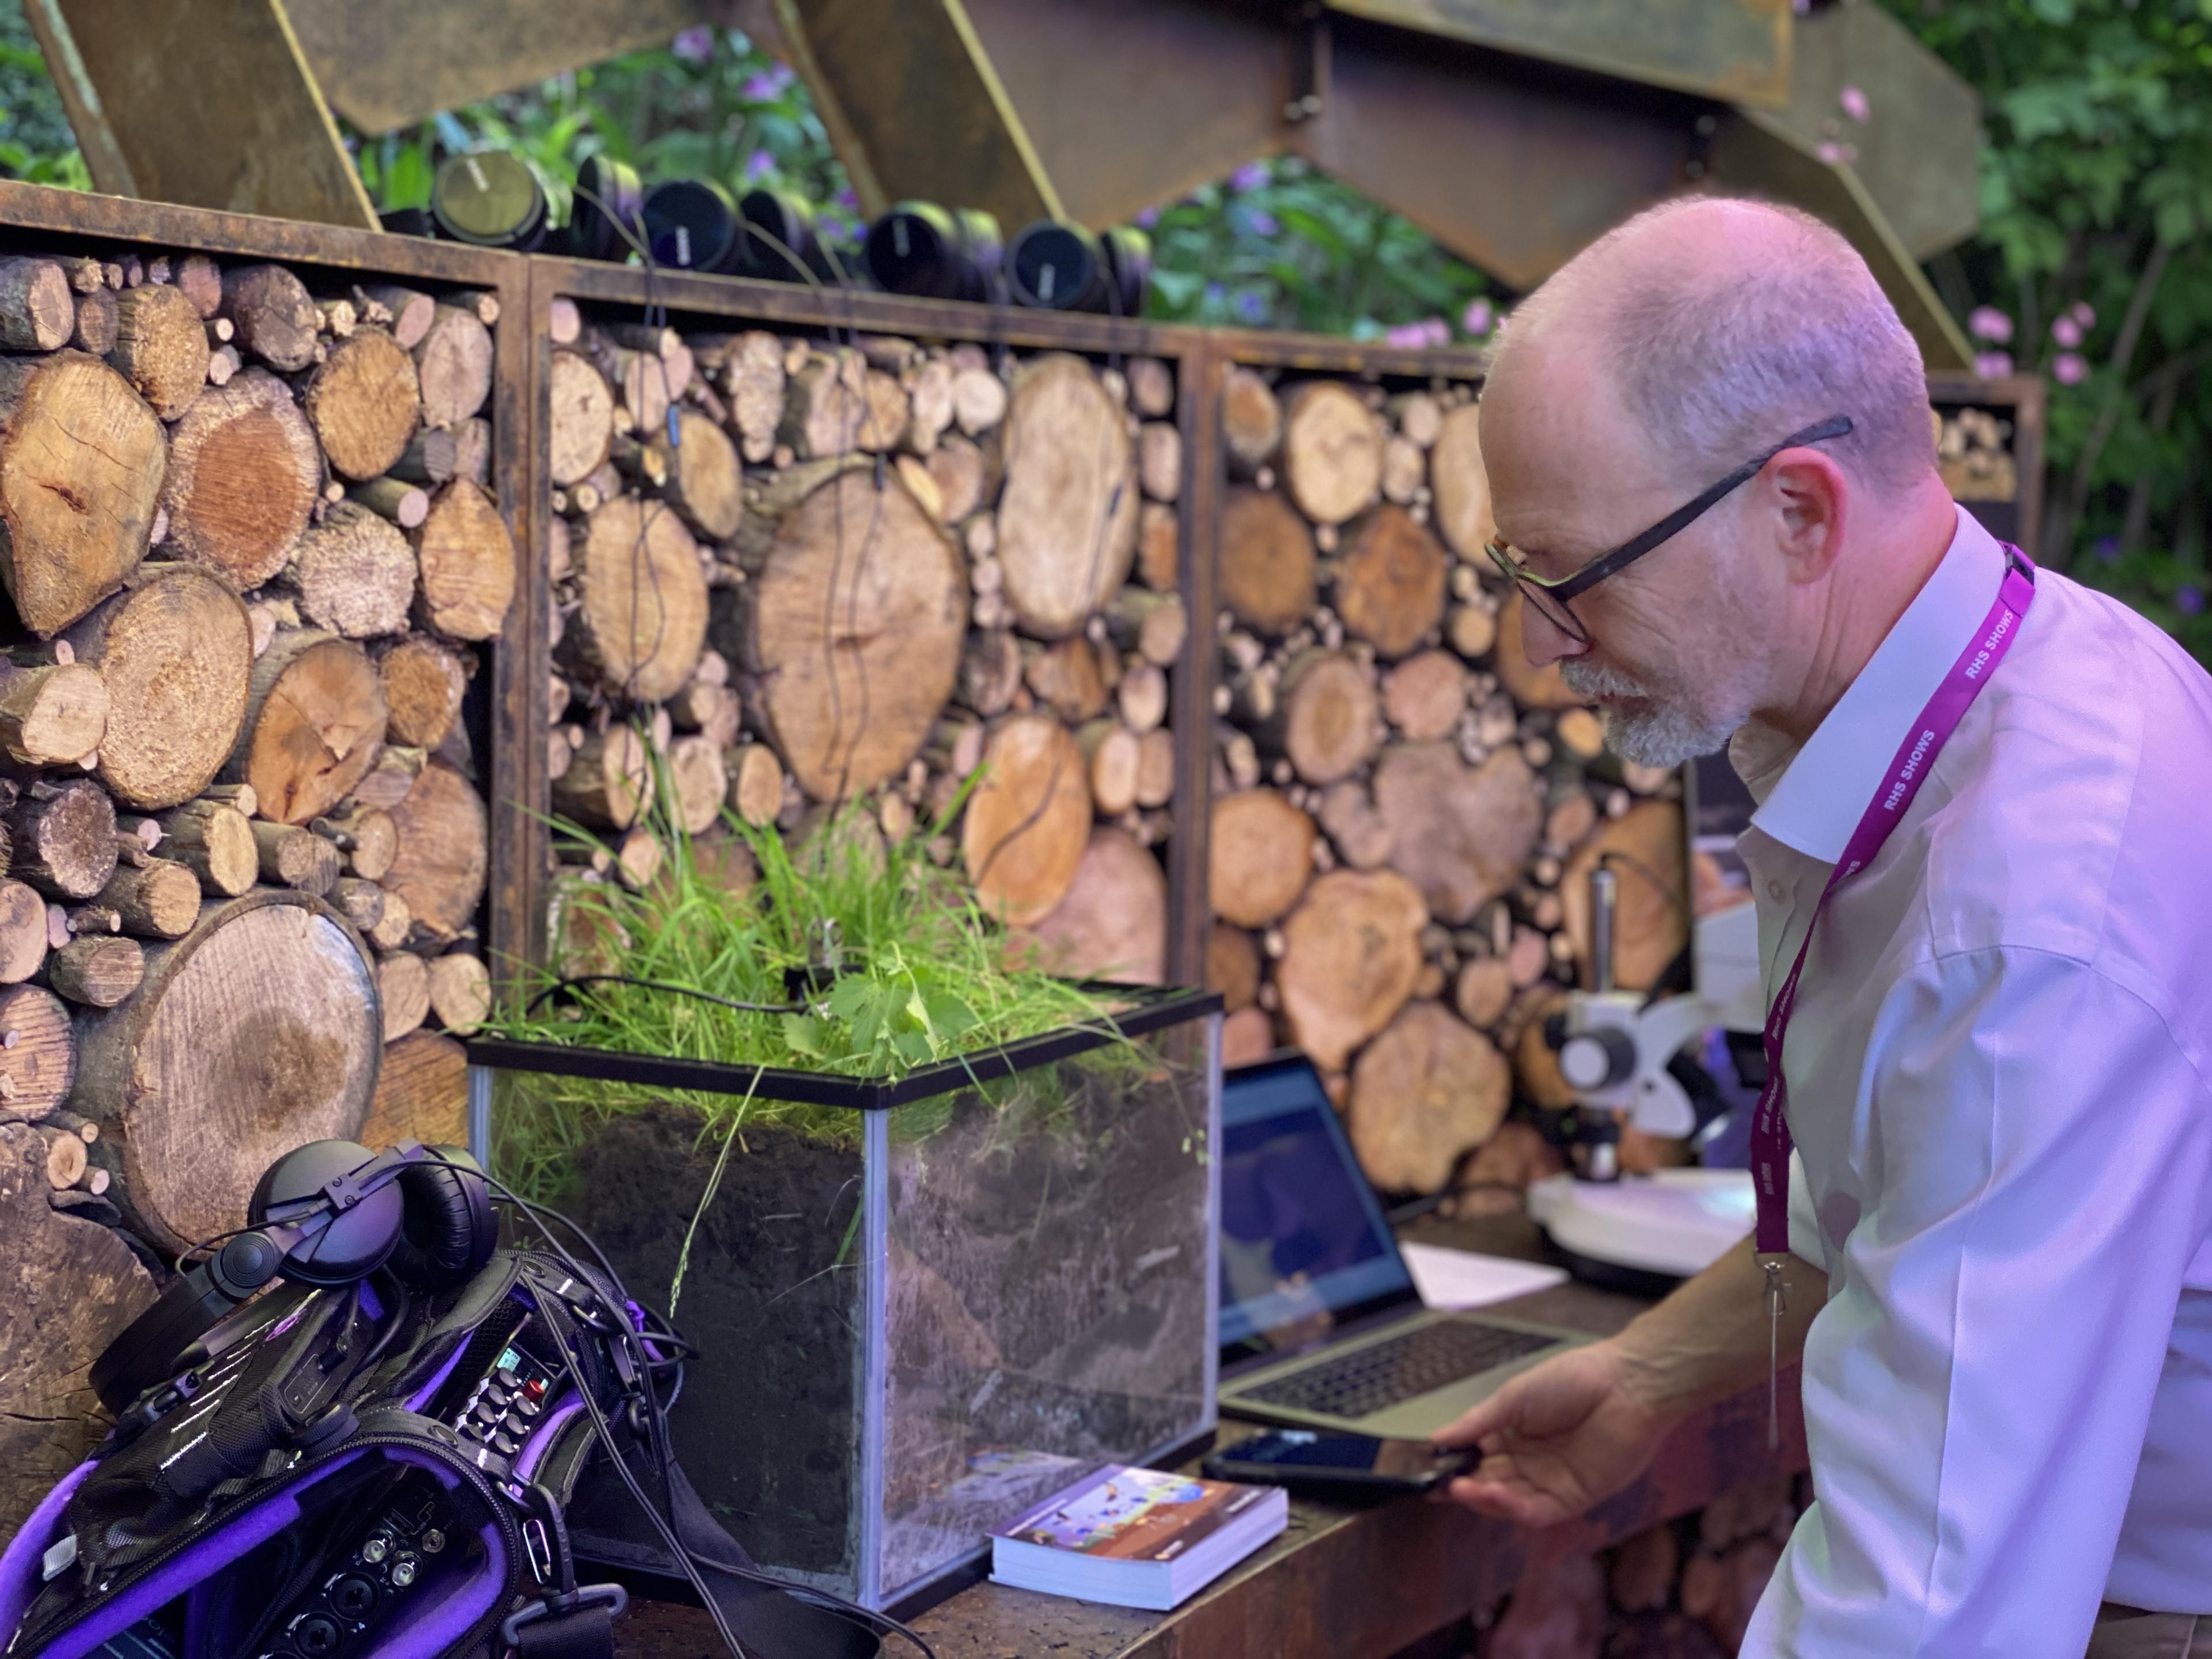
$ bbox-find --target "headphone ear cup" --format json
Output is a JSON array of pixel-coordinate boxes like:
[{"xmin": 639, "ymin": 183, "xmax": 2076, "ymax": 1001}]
[{"xmin": 387, "ymin": 1146, "xmax": 498, "ymax": 1289}]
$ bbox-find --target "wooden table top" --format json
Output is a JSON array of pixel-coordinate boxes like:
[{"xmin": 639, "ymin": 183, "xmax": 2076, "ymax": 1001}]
[{"xmin": 618, "ymin": 1214, "xmax": 1808, "ymax": 1659}]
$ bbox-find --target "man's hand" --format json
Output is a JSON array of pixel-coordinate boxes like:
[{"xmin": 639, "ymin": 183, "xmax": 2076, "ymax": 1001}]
[{"xmin": 1431, "ymin": 1338, "xmax": 1676, "ymax": 1528}]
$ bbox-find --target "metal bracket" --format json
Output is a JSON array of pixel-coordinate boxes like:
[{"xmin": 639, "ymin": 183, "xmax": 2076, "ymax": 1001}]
[{"xmin": 1286, "ymin": 1, "xmax": 1330, "ymax": 123}]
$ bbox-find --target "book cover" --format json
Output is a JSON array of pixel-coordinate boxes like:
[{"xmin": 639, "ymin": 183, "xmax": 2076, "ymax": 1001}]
[{"xmin": 995, "ymin": 1465, "xmax": 1271, "ymax": 1564}]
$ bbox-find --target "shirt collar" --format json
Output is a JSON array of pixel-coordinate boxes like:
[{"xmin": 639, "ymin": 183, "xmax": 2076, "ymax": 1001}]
[{"xmin": 1731, "ymin": 504, "xmax": 2008, "ymax": 865}]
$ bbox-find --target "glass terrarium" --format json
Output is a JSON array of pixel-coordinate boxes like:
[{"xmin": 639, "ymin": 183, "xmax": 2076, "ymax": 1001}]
[{"xmin": 467, "ymin": 986, "xmax": 1221, "ymax": 1609}]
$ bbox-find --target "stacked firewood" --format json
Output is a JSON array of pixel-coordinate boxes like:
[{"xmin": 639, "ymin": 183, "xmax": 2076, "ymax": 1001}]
[
  {"xmin": 0, "ymin": 247, "xmax": 507, "ymax": 1541},
  {"xmin": 1936, "ymin": 405, "xmax": 2016, "ymax": 504},
  {"xmin": 1475, "ymin": 1474, "xmax": 1811, "ymax": 1658},
  {"xmin": 542, "ymin": 296, "xmax": 1183, "ymax": 984},
  {"xmin": 1203, "ymin": 366, "xmax": 1688, "ymax": 1200}
]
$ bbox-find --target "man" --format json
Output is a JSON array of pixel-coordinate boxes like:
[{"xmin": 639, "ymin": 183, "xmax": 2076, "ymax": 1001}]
[{"xmin": 1435, "ymin": 196, "xmax": 2212, "ymax": 1657}]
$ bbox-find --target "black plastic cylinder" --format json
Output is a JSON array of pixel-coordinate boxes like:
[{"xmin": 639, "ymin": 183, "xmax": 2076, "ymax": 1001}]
[
  {"xmin": 1098, "ymin": 225, "xmax": 1153, "ymax": 317},
  {"xmin": 565, "ymin": 155, "xmax": 646, "ymax": 263},
  {"xmin": 430, "ymin": 151, "xmax": 548, "ymax": 251},
  {"xmin": 734, "ymin": 186, "xmax": 824, "ymax": 283},
  {"xmin": 642, "ymin": 178, "xmax": 743, "ymax": 274},
  {"xmin": 866, "ymin": 201, "xmax": 1003, "ymax": 302},
  {"xmin": 1007, "ymin": 220, "xmax": 1105, "ymax": 311}
]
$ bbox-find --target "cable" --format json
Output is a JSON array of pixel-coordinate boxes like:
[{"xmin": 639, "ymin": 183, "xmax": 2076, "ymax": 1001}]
[{"xmin": 524, "ymin": 972, "xmax": 805, "ymax": 1017}]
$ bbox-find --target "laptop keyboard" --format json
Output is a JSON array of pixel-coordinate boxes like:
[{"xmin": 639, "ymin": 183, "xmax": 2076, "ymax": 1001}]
[{"xmin": 1237, "ymin": 1321, "xmax": 1560, "ymax": 1420}]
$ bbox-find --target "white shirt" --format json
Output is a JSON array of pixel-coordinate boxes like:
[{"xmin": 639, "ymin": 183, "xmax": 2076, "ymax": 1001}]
[{"xmin": 1731, "ymin": 506, "xmax": 2212, "ymax": 1657}]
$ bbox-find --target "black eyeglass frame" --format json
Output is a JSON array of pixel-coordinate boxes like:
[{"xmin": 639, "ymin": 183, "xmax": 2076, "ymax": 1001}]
[{"xmin": 1486, "ymin": 414, "xmax": 1855, "ymax": 642}]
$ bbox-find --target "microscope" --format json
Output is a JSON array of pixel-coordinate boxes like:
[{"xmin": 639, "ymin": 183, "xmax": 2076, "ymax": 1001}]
[{"xmin": 1524, "ymin": 863, "xmax": 1766, "ymax": 1290}]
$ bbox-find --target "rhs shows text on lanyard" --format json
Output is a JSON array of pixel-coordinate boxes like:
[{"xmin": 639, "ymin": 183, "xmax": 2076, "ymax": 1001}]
[{"xmin": 1747, "ymin": 544, "xmax": 2036, "ymax": 1446}]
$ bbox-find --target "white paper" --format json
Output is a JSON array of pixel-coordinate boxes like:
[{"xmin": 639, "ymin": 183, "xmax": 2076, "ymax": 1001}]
[{"xmin": 1400, "ymin": 1241, "xmax": 1568, "ymax": 1310}]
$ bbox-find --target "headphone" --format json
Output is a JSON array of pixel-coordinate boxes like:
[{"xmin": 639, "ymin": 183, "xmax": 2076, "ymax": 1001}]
[{"xmin": 90, "ymin": 1139, "xmax": 497, "ymax": 1413}]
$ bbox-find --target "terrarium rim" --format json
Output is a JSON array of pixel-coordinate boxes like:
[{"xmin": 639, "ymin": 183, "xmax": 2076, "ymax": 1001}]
[{"xmin": 464, "ymin": 980, "xmax": 1223, "ymax": 1108}]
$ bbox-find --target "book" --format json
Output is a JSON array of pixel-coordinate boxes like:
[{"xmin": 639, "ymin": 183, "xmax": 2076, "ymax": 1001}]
[{"xmin": 988, "ymin": 1463, "xmax": 1289, "ymax": 1611}]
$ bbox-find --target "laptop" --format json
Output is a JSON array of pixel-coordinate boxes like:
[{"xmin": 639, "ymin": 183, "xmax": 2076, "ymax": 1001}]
[{"xmin": 1217, "ymin": 1053, "xmax": 1589, "ymax": 1438}]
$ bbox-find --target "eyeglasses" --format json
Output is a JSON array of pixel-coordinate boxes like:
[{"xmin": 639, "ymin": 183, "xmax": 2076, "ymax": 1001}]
[{"xmin": 1484, "ymin": 414, "xmax": 1855, "ymax": 644}]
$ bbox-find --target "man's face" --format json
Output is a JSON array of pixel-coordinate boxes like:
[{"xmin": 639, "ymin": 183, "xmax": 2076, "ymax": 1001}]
[{"xmin": 1483, "ymin": 342, "xmax": 1779, "ymax": 767}]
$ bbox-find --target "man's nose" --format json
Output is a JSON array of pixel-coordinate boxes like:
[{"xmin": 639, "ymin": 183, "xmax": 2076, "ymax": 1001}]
[{"xmin": 1517, "ymin": 594, "xmax": 1589, "ymax": 668}]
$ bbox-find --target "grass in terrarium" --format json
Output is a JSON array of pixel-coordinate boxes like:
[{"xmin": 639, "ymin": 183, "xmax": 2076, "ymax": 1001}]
[{"xmin": 488, "ymin": 759, "xmax": 1143, "ymax": 1203}]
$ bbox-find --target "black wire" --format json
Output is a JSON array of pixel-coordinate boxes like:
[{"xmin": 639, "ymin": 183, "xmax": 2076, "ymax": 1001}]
[
  {"xmin": 1385, "ymin": 1179, "xmax": 1529, "ymax": 1227},
  {"xmin": 525, "ymin": 972, "xmax": 804, "ymax": 1017}
]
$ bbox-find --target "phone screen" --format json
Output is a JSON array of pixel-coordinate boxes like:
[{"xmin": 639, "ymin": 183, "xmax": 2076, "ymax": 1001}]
[{"xmin": 1224, "ymin": 1430, "xmax": 1468, "ymax": 1482}]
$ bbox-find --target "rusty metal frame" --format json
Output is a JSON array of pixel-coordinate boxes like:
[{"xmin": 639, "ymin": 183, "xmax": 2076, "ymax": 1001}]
[
  {"xmin": 0, "ymin": 182, "xmax": 540, "ymax": 995},
  {"xmin": 522, "ymin": 254, "xmax": 1213, "ymax": 978}
]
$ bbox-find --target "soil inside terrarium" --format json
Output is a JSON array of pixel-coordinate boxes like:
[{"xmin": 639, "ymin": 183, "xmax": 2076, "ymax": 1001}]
[{"xmin": 564, "ymin": 1103, "xmax": 865, "ymax": 1579}]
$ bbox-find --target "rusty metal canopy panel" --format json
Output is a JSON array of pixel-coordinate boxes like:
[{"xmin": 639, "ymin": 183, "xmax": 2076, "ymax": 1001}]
[
  {"xmin": 285, "ymin": 0, "xmax": 778, "ymax": 135},
  {"xmin": 1327, "ymin": 0, "xmax": 1792, "ymax": 108},
  {"xmin": 1768, "ymin": 0, "xmax": 1982, "ymax": 260}
]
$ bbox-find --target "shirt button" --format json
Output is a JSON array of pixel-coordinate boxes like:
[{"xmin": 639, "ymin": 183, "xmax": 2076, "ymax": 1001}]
[{"xmin": 1766, "ymin": 880, "xmax": 1789, "ymax": 902}]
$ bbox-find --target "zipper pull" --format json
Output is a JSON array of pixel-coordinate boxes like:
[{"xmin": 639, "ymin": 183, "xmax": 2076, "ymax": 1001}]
[{"xmin": 1760, "ymin": 1253, "xmax": 1790, "ymax": 1452}]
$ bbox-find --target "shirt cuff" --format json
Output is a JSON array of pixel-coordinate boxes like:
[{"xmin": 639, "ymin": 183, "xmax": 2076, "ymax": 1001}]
[{"xmin": 1787, "ymin": 1147, "xmax": 1827, "ymax": 1274}]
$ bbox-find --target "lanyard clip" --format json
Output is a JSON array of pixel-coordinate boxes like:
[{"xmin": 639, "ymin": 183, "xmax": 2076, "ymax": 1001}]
[{"xmin": 1757, "ymin": 1252, "xmax": 1790, "ymax": 1452}]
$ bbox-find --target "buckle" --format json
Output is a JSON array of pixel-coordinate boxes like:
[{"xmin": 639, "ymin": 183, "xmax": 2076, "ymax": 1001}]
[{"xmin": 500, "ymin": 1584, "xmax": 629, "ymax": 1647}]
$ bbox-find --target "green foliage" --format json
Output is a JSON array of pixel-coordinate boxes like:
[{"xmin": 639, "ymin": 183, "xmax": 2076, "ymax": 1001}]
[
  {"xmin": 1885, "ymin": 0, "xmax": 2212, "ymax": 624},
  {"xmin": 0, "ymin": 5, "xmax": 85, "ymax": 187}
]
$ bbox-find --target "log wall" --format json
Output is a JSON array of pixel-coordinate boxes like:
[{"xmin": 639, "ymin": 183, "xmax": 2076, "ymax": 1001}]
[{"xmin": 0, "ymin": 183, "xmax": 527, "ymax": 1544}]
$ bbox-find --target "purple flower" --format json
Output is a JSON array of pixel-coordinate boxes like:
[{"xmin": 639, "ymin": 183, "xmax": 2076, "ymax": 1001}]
[
  {"xmin": 1234, "ymin": 289, "xmax": 1267, "ymax": 321},
  {"xmin": 672, "ymin": 25, "xmax": 714, "ymax": 63},
  {"xmin": 1968, "ymin": 306, "xmax": 2013, "ymax": 343},
  {"xmin": 2051, "ymin": 315, "xmax": 2082, "ymax": 348},
  {"xmin": 2093, "ymin": 536, "xmax": 2120, "ymax": 565},
  {"xmin": 1135, "ymin": 206, "xmax": 1160, "ymax": 228},
  {"xmin": 2179, "ymin": 586, "xmax": 2205, "ymax": 616},
  {"xmin": 1243, "ymin": 209, "xmax": 1279, "ymax": 238},
  {"xmin": 740, "ymin": 66, "xmax": 793, "ymax": 101},
  {"xmin": 1839, "ymin": 85, "xmax": 1871, "ymax": 123},
  {"xmin": 1229, "ymin": 160, "xmax": 1271, "ymax": 193},
  {"xmin": 2072, "ymin": 300, "xmax": 2097, "ymax": 328},
  {"xmin": 2054, "ymin": 351, "xmax": 2088, "ymax": 385},
  {"xmin": 1204, "ymin": 281, "xmax": 1225, "ymax": 305},
  {"xmin": 1816, "ymin": 141, "xmax": 1847, "ymax": 166},
  {"xmin": 833, "ymin": 185, "xmax": 858, "ymax": 211},
  {"xmin": 1974, "ymin": 351, "xmax": 2013, "ymax": 378},
  {"xmin": 743, "ymin": 149, "xmax": 774, "ymax": 182},
  {"xmin": 1461, "ymin": 298, "xmax": 1493, "ymax": 336}
]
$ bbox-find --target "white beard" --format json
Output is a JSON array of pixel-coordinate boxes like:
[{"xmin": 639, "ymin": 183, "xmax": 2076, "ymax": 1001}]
[{"xmin": 1560, "ymin": 657, "xmax": 1747, "ymax": 768}]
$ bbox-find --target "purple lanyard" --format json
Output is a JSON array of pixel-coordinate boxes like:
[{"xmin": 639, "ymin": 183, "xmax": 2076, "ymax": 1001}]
[{"xmin": 1747, "ymin": 545, "xmax": 2035, "ymax": 1429}]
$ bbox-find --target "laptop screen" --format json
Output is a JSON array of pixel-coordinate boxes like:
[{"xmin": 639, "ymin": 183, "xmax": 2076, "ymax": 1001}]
[{"xmin": 1218, "ymin": 1055, "xmax": 1416, "ymax": 1351}]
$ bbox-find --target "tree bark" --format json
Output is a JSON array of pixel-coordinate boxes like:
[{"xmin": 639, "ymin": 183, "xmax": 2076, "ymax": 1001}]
[
  {"xmin": 554, "ymin": 726, "xmax": 649, "ymax": 831},
  {"xmin": 725, "ymin": 741, "xmax": 784, "ymax": 830},
  {"xmin": 1282, "ymin": 381, "xmax": 1384, "ymax": 527},
  {"xmin": 1005, "ymin": 826, "xmax": 1166, "ymax": 985},
  {"xmin": 0, "ymin": 256, "xmax": 73, "ymax": 350},
  {"xmin": 1219, "ymin": 487, "xmax": 1318, "ymax": 636},
  {"xmin": 573, "ymin": 495, "xmax": 707, "ymax": 702},
  {"xmin": 960, "ymin": 713, "xmax": 1091, "ymax": 926},
  {"xmin": 46, "ymin": 934, "xmax": 143, "ymax": 1007},
  {"xmin": 1373, "ymin": 743, "xmax": 1542, "ymax": 925},
  {"xmin": 736, "ymin": 467, "xmax": 965, "ymax": 801},
  {"xmin": 1336, "ymin": 505, "xmax": 1448, "ymax": 658},
  {"xmin": 219, "ymin": 264, "xmax": 320, "ymax": 371},
  {"xmin": 1276, "ymin": 868, "xmax": 1427, "ymax": 1074},
  {"xmin": 1106, "ymin": 588, "xmax": 1188, "ymax": 668},
  {"xmin": 10, "ymin": 780, "xmax": 118, "ymax": 900},
  {"xmin": 0, "ymin": 1119, "xmax": 157, "ymax": 1546},
  {"xmin": 314, "ymin": 805, "xmax": 396, "ymax": 881},
  {"xmin": 413, "ymin": 479, "xmax": 517, "ymax": 643},
  {"xmin": 360, "ymin": 1029, "xmax": 467, "ymax": 1151},
  {"xmin": 0, "ymin": 350, "xmax": 166, "ymax": 636},
  {"xmin": 1430, "ymin": 402, "xmax": 1495, "ymax": 559},
  {"xmin": 96, "ymin": 857, "xmax": 201, "ymax": 939},
  {"xmin": 161, "ymin": 369, "xmax": 321, "ymax": 592},
  {"xmin": 108, "ymin": 282, "xmax": 211, "ymax": 419},
  {"xmin": 379, "ymin": 948, "xmax": 429, "ymax": 1041},
  {"xmin": 70, "ymin": 889, "xmax": 380, "ymax": 1255},
  {"xmin": 1208, "ymin": 787, "xmax": 1315, "ymax": 928},
  {"xmin": 151, "ymin": 798, "xmax": 256, "ymax": 896},
  {"xmin": 376, "ymin": 634, "xmax": 469, "ymax": 750},
  {"xmin": 0, "ymin": 662, "xmax": 107, "ymax": 768},
  {"xmin": 305, "ymin": 327, "xmax": 421, "ymax": 482},
  {"xmin": 412, "ymin": 304, "xmax": 494, "ymax": 430},
  {"xmin": 71, "ymin": 286, "xmax": 118, "ymax": 355},
  {"xmin": 1024, "ymin": 636, "xmax": 1112, "ymax": 724},
  {"xmin": 1262, "ymin": 650, "xmax": 1380, "ymax": 786},
  {"xmin": 63, "ymin": 565, "xmax": 252, "ymax": 808},
  {"xmin": 0, "ymin": 877, "xmax": 46, "ymax": 983},
  {"xmin": 229, "ymin": 628, "xmax": 388, "ymax": 825},
  {"xmin": 1347, "ymin": 1001, "xmax": 1509, "ymax": 1192},
  {"xmin": 1134, "ymin": 725, "xmax": 1175, "ymax": 809},
  {"xmin": 0, "ymin": 983, "xmax": 75, "ymax": 1119},
  {"xmin": 1138, "ymin": 421, "xmax": 1181, "ymax": 502},
  {"xmin": 1316, "ymin": 779, "xmax": 1395, "ymax": 870},
  {"xmin": 659, "ymin": 408, "xmax": 744, "ymax": 541},
  {"xmin": 548, "ymin": 349, "xmax": 614, "ymax": 487},
  {"xmin": 665, "ymin": 733, "xmax": 727, "ymax": 835},
  {"xmin": 425, "ymin": 950, "xmax": 491, "ymax": 1035},
  {"xmin": 253, "ymin": 820, "xmax": 340, "ymax": 895},
  {"xmin": 995, "ymin": 353, "xmax": 1137, "ymax": 639},
  {"xmin": 285, "ymin": 501, "xmax": 415, "ymax": 638},
  {"xmin": 721, "ymin": 331, "xmax": 785, "ymax": 463},
  {"xmin": 1137, "ymin": 501, "xmax": 1179, "ymax": 593},
  {"xmin": 361, "ymin": 285, "xmax": 435, "ymax": 351},
  {"xmin": 1079, "ymin": 719, "xmax": 1141, "ymax": 817},
  {"xmin": 384, "ymin": 758, "xmax": 487, "ymax": 942},
  {"xmin": 1455, "ymin": 956, "xmax": 1514, "ymax": 1030}
]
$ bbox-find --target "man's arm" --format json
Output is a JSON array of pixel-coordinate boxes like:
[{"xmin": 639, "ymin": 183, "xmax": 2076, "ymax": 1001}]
[{"xmin": 1745, "ymin": 947, "xmax": 2210, "ymax": 1658}]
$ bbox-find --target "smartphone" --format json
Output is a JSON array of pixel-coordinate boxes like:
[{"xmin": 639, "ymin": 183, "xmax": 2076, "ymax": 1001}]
[{"xmin": 1201, "ymin": 1430, "xmax": 1476, "ymax": 1496}]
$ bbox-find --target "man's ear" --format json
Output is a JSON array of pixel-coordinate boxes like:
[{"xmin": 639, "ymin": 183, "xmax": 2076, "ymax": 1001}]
[{"xmin": 1768, "ymin": 450, "xmax": 1849, "ymax": 585}]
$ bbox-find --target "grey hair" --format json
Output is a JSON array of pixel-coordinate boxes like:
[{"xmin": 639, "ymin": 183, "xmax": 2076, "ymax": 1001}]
[{"xmin": 1501, "ymin": 197, "xmax": 1935, "ymax": 491}]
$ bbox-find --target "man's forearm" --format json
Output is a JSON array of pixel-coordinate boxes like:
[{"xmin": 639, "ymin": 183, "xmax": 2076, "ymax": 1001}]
[{"xmin": 1611, "ymin": 1238, "xmax": 1827, "ymax": 1419}]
